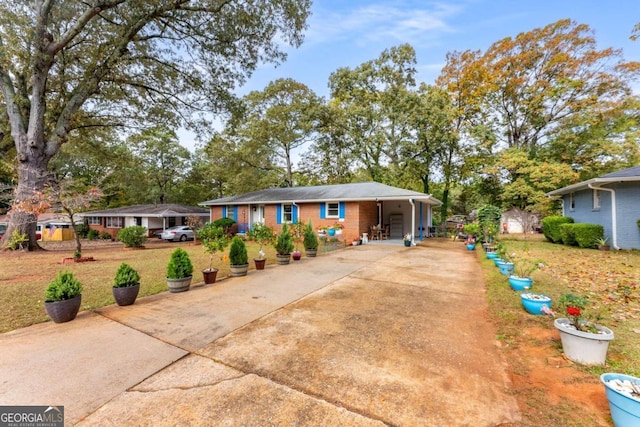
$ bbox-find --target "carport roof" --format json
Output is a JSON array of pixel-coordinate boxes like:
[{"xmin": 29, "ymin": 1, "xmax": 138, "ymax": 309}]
[
  {"xmin": 81, "ymin": 204, "xmax": 209, "ymax": 218},
  {"xmin": 200, "ymin": 182, "xmax": 442, "ymax": 206},
  {"xmin": 546, "ymin": 165, "xmax": 640, "ymax": 196}
]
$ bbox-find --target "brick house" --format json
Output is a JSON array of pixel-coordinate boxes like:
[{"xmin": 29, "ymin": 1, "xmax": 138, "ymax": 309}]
[
  {"xmin": 200, "ymin": 182, "xmax": 442, "ymax": 244},
  {"xmin": 80, "ymin": 204, "xmax": 209, "ymax": 238}
]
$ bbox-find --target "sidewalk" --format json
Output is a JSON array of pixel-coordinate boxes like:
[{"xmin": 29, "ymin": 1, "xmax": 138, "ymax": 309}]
[{"xmin": 0, "ymin": 240, "xmax": 521, "ymax": 426}]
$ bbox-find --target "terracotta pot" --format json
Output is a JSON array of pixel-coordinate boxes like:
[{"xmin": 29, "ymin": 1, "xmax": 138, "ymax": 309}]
[
  {"xmin": 112, "ymin": 284, "xmax": 140, "ymax": 306},
  {"xmin": 45, "ymin": 295, "xmax": 82, "ymax": 323},
  {"xmin": 202, "ymin": 269, "xmax": 218, "ymax": 284}
]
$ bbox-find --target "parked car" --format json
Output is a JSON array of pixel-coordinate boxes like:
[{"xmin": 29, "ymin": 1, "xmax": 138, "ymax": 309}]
[
  {"xmin": 160, "ymin": 226, "xmax": 194, "ymax": 242},
  {"xmin": 0, "ymin": 225, "xmax": 6, "ymax": 238}
]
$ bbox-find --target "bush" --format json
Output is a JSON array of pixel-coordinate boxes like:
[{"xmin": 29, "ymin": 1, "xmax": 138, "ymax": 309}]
[
  {"xmin": 573, "ymin": 223, "xmax": 604, "ymax": 249},
  {"xmin": 45, "ymin": 271, "xmax": 83, "ymax": 302},
  {"xmin": 7, "ymin": 229, "xmax": 28, "ymax": 250},
  {"xmin": 75, "ymin": 223, "xmax": 89, "ymax": 238},
  {"xmin": 113, "ymin": 263, "xmax": 140, "ymax": 288},
  {"xmin": 87, "ymin": 229, "xmax": 99, "ymax": 240},
  {"xmin": 212, "ymin": 217, "xmax": 235, "ymax": 232},
  {"xmin": 541, "ymin": 216, "xmax": 574, "ymax": 243},
  {"xmin": 117, "ymin": 226, "xmax": 148, "ymax": 248},
  {"xmin": 100, "ymin": 231, "xmax": 112, "ymax": 240},
  {"xmin": 274, "ymin": 223, "xmax": 294, "ymax": 255},
  {"xmin": 559, "ymin": 223, "xmax": 577, "ymax": 246},
  {"xmin": 229, "ymin": 236, "xmax": 248, "ymax": 266},
  {"xmin": 303, "ymin": 220, "xmax": 318, "ymax": 250},
  {"xmin": 166, "ymin": 248, "xmax": 194, "ymax": 279}
]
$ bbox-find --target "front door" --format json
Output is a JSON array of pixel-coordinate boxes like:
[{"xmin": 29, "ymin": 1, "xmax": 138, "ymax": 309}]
[{"xmin": 251, "ymin": 205, "xmax": 265, "ymax": 226}]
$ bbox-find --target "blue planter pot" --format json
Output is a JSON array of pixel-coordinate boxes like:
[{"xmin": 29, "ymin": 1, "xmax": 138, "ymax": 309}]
[
  {"xmin": 328, "ymin": 229, "xmax": 336, "ymax": 236},
  {"xmin": 493, "ymin": 258, "xmax": 505, "ymax": 267},
  {"xmin": 520, "ymin": 293, "xmax": 552, "ymax": 315},
  {"xmin": 486, "ymin": 252, "xmax": 498, "ymax": 260},
  {"xmin": 509, "ymin": 276, "xmax": 533, "ymax": 291},
  {"xmin": 466, "ymin": 243, "xmax": 476, "ymax": 251},
  {"xmin": 601, "ymin": 373, "xmax": 640, "ymax": 426},
  {"xmin": 498, "ymin": 262, "xmax": 514, "ymax": 275}
]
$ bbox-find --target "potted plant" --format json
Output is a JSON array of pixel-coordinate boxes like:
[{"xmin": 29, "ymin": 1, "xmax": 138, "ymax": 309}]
[
  {"xmin": 197, "ymin": 223, "xmax": 229, "ymax": 284},
  {"xmin": 508, "ymin": 255, "xmax": 544, "ymax": 291},
  {"xmin": 596, "ymin": 236, "xmax": 610, "ymax": 251},
  {"xmin": 247, "ymin": 222, "xmax": 274, "ymax": 270},
  {"xmin": 229, "ymin": 236, "xmax": 249, "ymax": 276},
  {"xmin": 166, "ymin": 247, "xmax": 194, "ymax": 292},
  {"xmin": 274, "ymin": 223, "xmax": 294, "ymax": 265},
  {"xmin": 520, "ymin": 293, "xmax": 553, "ymax": 315},
  {"xmin": 290, "ymin": 222, "xmax": 305, "ymax": 260},
  {"xmin": 463, "ymin": 223, "xmax": 480, "ymax": 250},
  {"xmin": 44, "ymin": 271, "xmax": 83, "ymax": 323},
  {"xmin": 112, "ymin": 262, "xmax": 141, "ymax": 306},
  {"xmin": 601, "ymin": 373, "xmax": 640, "ymax": 426},
  {"xmin": 554, "ymin": 293, "xmax": 614, "ymax": 365},
  {"xmin": 403, "ymin": 233, "xmax": 412, "ymax": 247},
  {"xmin": 303, "ymin": 220, "xmax": 319, "ymax": 257},
  {"xmin": 332, "ymin": 222, "xmax": 344, "ymax": 236}
]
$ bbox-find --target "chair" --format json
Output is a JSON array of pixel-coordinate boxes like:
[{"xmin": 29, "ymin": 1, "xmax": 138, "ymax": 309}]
[
  {"xmin": 370, "ymin": 225, "xmax": 380, "ymax": 240},
  {"xmin": 381, "ymin": 225, "xmax": 389, "ymax": 240}
]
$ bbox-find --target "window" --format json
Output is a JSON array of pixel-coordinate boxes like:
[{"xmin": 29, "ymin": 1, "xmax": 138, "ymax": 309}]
[
  {"xmin": 105, "ymin": 217, "xmax": 124, "ymax": 228},
  {"xmin": 327, "ymin": 202, "xmax": 339, "ymax": 218},
  {"xmin": 593, "ymin": 189, "xmax": 601, "ymax": 209},
  {"xmin": 282, "ymin": 204, "xmax": 293, "ymax": 223},
  {"xmin": 87, "ymin": 216, "xmax": 101, "ymax": 225},
  {"xmin": 226, "ymin": 206, "xmax": 235, "ymax": 219},
  {"xmin": 569, "ymin": 193, "xmax": 575, "ymax": 211}
]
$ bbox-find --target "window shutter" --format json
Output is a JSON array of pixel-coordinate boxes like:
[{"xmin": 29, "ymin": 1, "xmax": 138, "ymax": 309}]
[
  {"xmin": 276, "ymin": 204, "xmax": 282, "ymax": 224},
  {"xmin": 292, "ymin": 205, "xmax": 298, "ymax": 223},
  {"xmin": 221, "ymin": 206, "xmax": 227, "ymax": 218},
  {"xmin": 320, "ymin": 203, "xmax": 326, "ymax": 219},
  {"xmin": 339, "ymin": 202, "xmax": 346, "ymax": 219},
  {"xmin": 233, "ymin": 206, "xmax": 238, "ymax": 221}
]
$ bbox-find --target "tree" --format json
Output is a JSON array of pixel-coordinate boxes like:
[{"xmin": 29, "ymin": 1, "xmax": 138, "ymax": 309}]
[{"xmin": 0, "ymin": 0, "xmax": 310, "ymax": 250}]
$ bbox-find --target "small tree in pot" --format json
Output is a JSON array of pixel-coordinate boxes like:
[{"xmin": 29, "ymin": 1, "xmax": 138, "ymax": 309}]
[
  {"xmin": 247, "ymin": 222, "xmax": 274, "ymax": 270},
  {"xmin": 229, "ymin": 236, "xmax": 249, "ymax": 276},
  {"xmin": 303, "ymin": 220, "xmax": 319, "ymax": 257},
  {"xmin": 274, "ymin": 223, "xmax": 294, "ymax": 265},
  {"xmin": 166, "ymin": 248, "xmax": 194, "ymax": 292},
  {"xmin": 290, "ymin": 221, "xmax": 305, "ymax": 260},
  {"xmin": 112, "ymin": 262, "xmax": 141, "ymax": 306},
  {"xmin": 44, "ymin": 271, "xmax": 83, "ymax": 323},
  {"xmin": 197, "ymin": 223, "xmax": 229, "ymax": 284}
]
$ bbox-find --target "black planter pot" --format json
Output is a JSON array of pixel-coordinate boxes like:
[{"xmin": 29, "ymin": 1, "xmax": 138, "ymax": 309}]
[
  {"xmin": 45, "ymin": 295, "xmax": 82, "ymax": 323},
  {"xmin": 254, "ymin": 259, "xmax": 266, "ymax": 270},
  {"xmin": 112, "ymin": 284, "xmax": 140, "ymax": 306}
]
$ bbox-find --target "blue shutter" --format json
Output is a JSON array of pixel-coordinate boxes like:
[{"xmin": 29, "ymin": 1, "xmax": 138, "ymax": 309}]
[
  {"xmin": 233, "ymin": 206, "xmax": 238, "ymax": 221},
  {"xmin": 292, "ymin": 205, "xmax": 298, "ymax": 223},
  {"xmin": 276, "ymin": 204, "xmax": 282, "ymax": 224},
  {"xmin": 221, "ymin": 206, "xmax": 227, "ymax": 218},
  {"xmin": 339, "ymin": 202, "xmax": 345, "ymax": 219},
  {"xmin": 320, "ymin": 203, "xmax": 326, "ymax": 219}
]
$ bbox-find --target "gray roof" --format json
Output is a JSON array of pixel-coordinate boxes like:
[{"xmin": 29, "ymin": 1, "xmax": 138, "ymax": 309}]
[
  {"xmin": 546, "ymin": 165, "xmax": 640, "ymax": 196},
  {"xmin": 82, "ymin": 204, "xmax": 209, "ymax": 217},
  {"xmin": 200, "ymin": 182, "xmax": 442, "ymax": 206}
]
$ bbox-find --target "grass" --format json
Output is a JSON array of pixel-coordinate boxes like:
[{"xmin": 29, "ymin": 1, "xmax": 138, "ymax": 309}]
[{"xmin": 0, "ymin": 239, "xmax": 287, "ymax": 333}]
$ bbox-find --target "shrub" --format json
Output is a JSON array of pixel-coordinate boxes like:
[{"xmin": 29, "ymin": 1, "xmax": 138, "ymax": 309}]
[
  {"xmin": 229, "ymin": 236, "xmax": 248, "ymax": 266},
  {"xmin": 274, "ymin": 223, "xmax": 294, "ymax": 255},
  {"xmin": 117, "ymin": 226, "xmax": 148, "ymax": 248},
  {"xmin": 541, "ymin": 216, "xmax": 574, "ymax": 243},
  {"xmin": 303, "ymin": 220, "xmax": 318, "ymax": 250},
  {"xmin": 477, "ymin": 205, "xmax": 502, "ymax": 242},
  {"xmin": 75, "ymin": 223, "xmax": 89, "ymax": 238},
  {"xmin": 45, "ymin": 271, "xmax": 83, "ymax": 302},
  {"xmin": 559, "ymin": 223, "xmax": 577, "ymax": 246},
  {"xmin": 100, "ymin": 231, "xmax": 112, "ymax": 240},
  {"xmin": 7, "ymin": 229, "xmax": 28, "ymax": 250},
  {"xmin": 113, "ymin": 263, "xmax": 140, "ymax": 288},
  {"xmin": 87, "ymin": 229, "xmax": 99, "ymax": 240},
  {"xmin": 212, "ymin": 217, "xmax": 235, "ymax": 233},
  {"xmin": 573, "ymin": 223, "xmax": 604, "ymax": 248},
  {"xmin": 462, "ymin": 223, "xmax": 480, "ymax": 237},
  {"xmin": 166, "ymin": 248, "xmax": 194, "ymax": 279}
]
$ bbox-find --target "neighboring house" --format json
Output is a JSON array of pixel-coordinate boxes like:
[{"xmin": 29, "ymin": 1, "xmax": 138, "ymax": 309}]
[
  {"xmin": 200, "ymin": 182, "xmax": 442, "ymax": 244},
  {"xmin": 546, "ymin": 166, "xmax": 640, "ymax": 250},
  {"xmin": 79, "ymin": 204, "xmax": 209, "ymax": 238},
  {"xmin": 0, "ymin": 213, "xmax": 73, "ymax": 241},
  {"xmin": 501, "ymin": 208, "xmax": 541, "ymax": 235}
]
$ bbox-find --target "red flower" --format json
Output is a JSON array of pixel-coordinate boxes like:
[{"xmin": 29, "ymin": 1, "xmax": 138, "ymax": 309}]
[{"xmin": 566, "ymin": 306, "xmax": 581, "ymax": 316}]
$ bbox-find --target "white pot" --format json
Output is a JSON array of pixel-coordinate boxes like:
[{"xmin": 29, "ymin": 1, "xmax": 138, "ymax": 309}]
[
  {"xmin": 335, "ymin": 228, "xmax": 343, "ymax": 236},
  {"xmin": 554, "ymin": 318, "xmax": 614, "ymax": 365}
]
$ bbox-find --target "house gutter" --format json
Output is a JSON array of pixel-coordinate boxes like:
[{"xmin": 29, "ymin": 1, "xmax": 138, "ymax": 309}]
[
  {"xmin": 409, "ymin": 198, "xmax": 416, "ymax": 245},
  {"xmin": 588, "ymin": 183, "xmax": 619, "ymax": 250}
]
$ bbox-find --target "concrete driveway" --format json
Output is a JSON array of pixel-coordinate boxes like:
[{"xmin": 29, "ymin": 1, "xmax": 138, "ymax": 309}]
[{"xmin": 0, "ymin": 239, "xmax": 520, "ymax": 426}]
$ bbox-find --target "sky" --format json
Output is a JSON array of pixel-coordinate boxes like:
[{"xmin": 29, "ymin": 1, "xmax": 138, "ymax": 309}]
[{"xmin": 181, "ymin": 0, "xmax": 640, "ymax": 150}]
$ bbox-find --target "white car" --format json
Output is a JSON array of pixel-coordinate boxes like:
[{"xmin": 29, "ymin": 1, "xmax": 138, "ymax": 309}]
[{"xmin": 160, "ymin": 226, "xmax": 194, "ymax": 242}]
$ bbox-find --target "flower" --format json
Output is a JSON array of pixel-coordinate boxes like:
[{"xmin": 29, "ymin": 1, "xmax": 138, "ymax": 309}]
[
  {"xmin": 566, "ymin": 306, "xmax": 581, "ymax": 316},
  {"xmin": 258, "ymin": 250, "xmax": 265, "ymax": 259},
  {"xmin": 403, "ymin": 233, "xmax": 412, "ymax": 242},
  {"xmin": 332, "ymin": 222, "xmax": 344, "ymax": 230},
  {"xmin": 559, "ymin": 293, "xmax": 599, "ymax": 333}
]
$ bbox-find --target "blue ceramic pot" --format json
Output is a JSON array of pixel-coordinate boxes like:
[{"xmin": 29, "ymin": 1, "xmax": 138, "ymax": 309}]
[
  {"xmin": 466, "ymin": 243, "xmax": 476, "ymax": 251},
  {"xmin": 520, "ymin": 293, "xmax": 552, "ymax": 315},
  {"xmin": 494, "ymin": 258, "xmax": 505, "ymax": 267},
  {"xmin": 509, "ymin": 276, "xmax": 533, "ymax": 291},
  {"xmin": 498, "ymin": 262, "xmax": 514, "ymax": 275},
  {"xmin": 486, "ymin": 252, "xmax": 498, "ymax": 260},
  {"xmin": 328, "ymin": 228, "xmax": 336, "ymax": 236},
  {"xmin": 601, "ymin": 373, "xmax": 640, "ymax": 426}
]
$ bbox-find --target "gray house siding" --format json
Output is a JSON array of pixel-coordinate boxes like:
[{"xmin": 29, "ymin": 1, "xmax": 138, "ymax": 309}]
[{"xmin": 563, "ymin": 183, "xmax": 639, "ymax": 250}]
